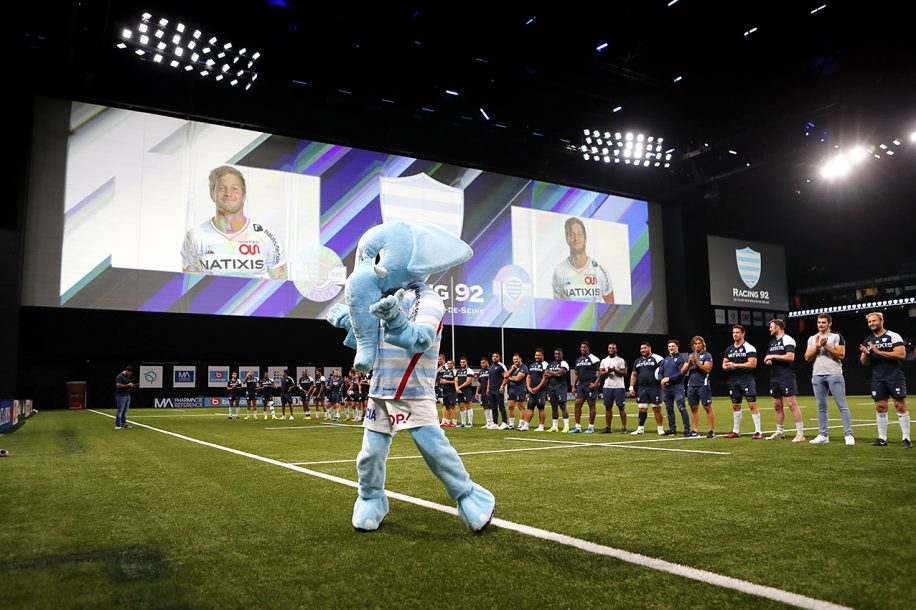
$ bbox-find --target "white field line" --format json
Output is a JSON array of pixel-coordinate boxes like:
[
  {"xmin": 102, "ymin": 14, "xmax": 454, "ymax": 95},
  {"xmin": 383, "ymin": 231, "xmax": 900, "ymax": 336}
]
[
  {"xmin": 503, "ymin": 436, "xmax": 730, "ymax": 455},
  {"xmin": 88, "ymin": 408, "xmax": 851, "ymax": 610},
  {"xmin": 291, "ymin": 436, "xmax": 731, "ymax": 465}
]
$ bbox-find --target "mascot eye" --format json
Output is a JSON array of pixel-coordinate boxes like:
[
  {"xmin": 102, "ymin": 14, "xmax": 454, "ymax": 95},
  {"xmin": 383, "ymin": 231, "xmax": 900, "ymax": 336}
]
[{"xmin": 375, "ymin": 248, "xmax": 384, "ymax": 265}]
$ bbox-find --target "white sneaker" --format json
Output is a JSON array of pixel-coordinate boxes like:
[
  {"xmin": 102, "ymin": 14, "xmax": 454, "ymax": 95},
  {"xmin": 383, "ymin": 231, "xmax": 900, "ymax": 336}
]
[
  {"xmin": 810, "ymin": 435, "xmax": 830, "ymax": 444},
  {"xmin": 535, "ymin": 425, "xmax": 545, "ymax": 432},
  {"xmin": 485, "ymin": 423, "xmax": 497, "ymax": 429},
  {"xmin": 497, "ymin": 422, "xmax": 507, "ymax": 430},
  {"xmin": 844, "ymin": 435, "xmax": 855, "ymax": 446},
  {"xmin": 792, "ymin": 434, "xmax": 807, "ymax": 443},
  {"xmin": 657, "ymin": 428, "xmax": 665, "ymax": 435},
  {"xmin": 631, "ymin": 427, "xmax": 645, "ymax": 435}
]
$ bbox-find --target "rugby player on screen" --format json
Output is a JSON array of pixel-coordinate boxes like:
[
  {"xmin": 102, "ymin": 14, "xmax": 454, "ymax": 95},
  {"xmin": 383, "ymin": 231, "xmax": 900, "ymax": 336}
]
[
  {"xmin": 551, "ymin": 217, "xmax": 614, "ymax": 303},
  {"xmin": 181, "ymin": 165, "xmax": 287, "ymax": 279}
]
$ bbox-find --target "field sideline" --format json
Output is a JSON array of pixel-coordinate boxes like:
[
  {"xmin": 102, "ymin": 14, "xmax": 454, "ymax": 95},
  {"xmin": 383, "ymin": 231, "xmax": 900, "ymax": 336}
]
[{"xmin": 1, "ymin": 397, "xmax": 913, "ymax": 609}]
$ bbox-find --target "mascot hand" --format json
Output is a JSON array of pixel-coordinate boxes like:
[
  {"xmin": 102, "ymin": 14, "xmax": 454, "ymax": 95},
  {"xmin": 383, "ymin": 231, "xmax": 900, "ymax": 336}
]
[
  {"xmin": 369, "ymin": 289, "xmax": 406, "ymax": 323},
  {"xmin": 327, "ymin": 303, "xmax": 352, "ymax": 330}
]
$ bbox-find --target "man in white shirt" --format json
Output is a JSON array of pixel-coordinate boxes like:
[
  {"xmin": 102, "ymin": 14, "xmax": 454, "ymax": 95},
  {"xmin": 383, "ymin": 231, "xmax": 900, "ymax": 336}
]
[
  {"xmin": 804, "ymin": 313, "xmax": 854, "ymax": 445},
  {"xmin": 599, "ymin": 343, "xmax": 628, "ymax": 433}
]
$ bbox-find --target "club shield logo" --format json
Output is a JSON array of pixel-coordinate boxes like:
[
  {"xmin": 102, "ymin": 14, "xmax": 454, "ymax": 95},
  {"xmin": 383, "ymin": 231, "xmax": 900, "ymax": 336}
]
[{"xmin": 735, "ymin": 247, "xmax": 761, "ymax": 289}]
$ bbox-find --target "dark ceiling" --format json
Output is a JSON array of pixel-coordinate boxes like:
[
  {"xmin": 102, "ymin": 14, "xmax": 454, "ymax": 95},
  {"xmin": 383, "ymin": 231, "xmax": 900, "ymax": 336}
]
[{"xmin": 16, "ymin": 1, "xmax": 916, "ymax": 289}]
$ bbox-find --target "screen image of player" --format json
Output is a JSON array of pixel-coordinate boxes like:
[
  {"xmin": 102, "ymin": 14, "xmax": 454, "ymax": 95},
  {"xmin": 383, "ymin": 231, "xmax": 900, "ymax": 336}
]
[{"xmin": 24, "ymin": 101, "xmax": 667, "ymax": 334}]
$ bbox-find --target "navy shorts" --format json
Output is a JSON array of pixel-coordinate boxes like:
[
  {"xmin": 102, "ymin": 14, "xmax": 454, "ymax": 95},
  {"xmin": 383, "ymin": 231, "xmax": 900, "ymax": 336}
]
[
  {"xmin": 529, "ymin": 389, "xmax": 547, "ymax": 409},
  {"xmin": 769, "ymin": 378, "xmax": 798, "ymax": 398},
  {"xmin": 686, "ymin": 385, "xmax": 712, "ymax": 407},
  {"xmin": 507, "ymin": 387, "xmax": 527, "ymax": 402},
  {"xmin": 602, "ymin": 388, "xmax": 626, "ymax": 409},
  {"xmin": 576, "ymin": 384, "xmax": 599, "ymax": 400},
  {"xmin": 329, "ymin": 390, "xmax": 342, "ymax": 403},
  {"xmin": 871, "ymin": 379, "xmax": 907, "ymax": 402},
  {"xmin": 728, "ymin": 379, "xmax": 757, "ymax": 403},
  {"xmin": 459, "ymin": 387, "xmax": 474, "ymax": 403},
  {"xmin": 547, "ymin": 387, "xmax": 567, "ymax": 404},
  {"xmin": 246, "ymin": 391, "xmax": 257, "ymax": 401},
  {"xmin": 636, "ymin": 386, "xmax": 660, "ymax": 406},
  {"xmin": 443, "ymin": 392, "xmax": 457, "ymax": 407},
  {"xmin": 479, "ymin": 391, "xmax": 489, "ymax": 407}
]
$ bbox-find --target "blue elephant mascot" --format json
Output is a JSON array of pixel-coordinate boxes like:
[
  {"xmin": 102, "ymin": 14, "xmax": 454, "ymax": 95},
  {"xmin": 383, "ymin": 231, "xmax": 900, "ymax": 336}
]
[{"xmin": 327, "ymin": 221, "xmax": 496, "ymax": 532}]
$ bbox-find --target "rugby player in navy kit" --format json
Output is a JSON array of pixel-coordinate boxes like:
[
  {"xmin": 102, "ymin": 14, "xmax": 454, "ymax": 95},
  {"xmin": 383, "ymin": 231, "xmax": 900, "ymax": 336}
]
[
  {"xmin": 569, "ymin": 341, "xmax": 601, "ymax": 433},
  {"xmin": 522, "ymin": 349, "xmax": 549, "ymax": 432},
  {"xmin": 279, "ymin": 370, "xmax": 296, "ymax": 421},
  {"xmin": 487, "ymin": 353, "xmax": 509, "ymax": 429},
  {"xmin": 681, "ymin": 336, "xmax": 715, "ymax": 438},
  {"xmin": 859, "ymin": 312, "xmax": 912, "ymax": 448},
  {"xmin": 477, "ymin": 358, "xmax": 492, "ymax": 428},
  {"xmin": 456, "ymin": 358, "xmax": 474, "ymax": 428},
  {"xmin": 629, "ymin": 342, "xmax": 665, "ymax": 435},
  {"xmin": 226, "ymin": 371, "xmax": 242, "ymax": 420},
  {"xmin": 243, "ymin": 370, "xmax": 258, "ymax": 419},
  {"xmin": 723, "ymin": 325, "xmax": 762, "ymax": 439},
  {"xmin": 764, "ymin": 319, "xmax": 806, "ymax": 442},
  {"xmin": 297, "ymin": 369, "xmax": 315, "ymax": 419},
  {"xmin": 440, "ymin": 359, "xmax": 459, "ymax": 428},
  {"xmin": 505, "ymin": 354, "xmax": 529, "ymax": 430},
  {"xmin": 258, "ymin": 370, "xmax": 278, "ymax": 420},
  {"xmin": 545, "ymin": 348, "xmax": 572, "ymax": 432}
]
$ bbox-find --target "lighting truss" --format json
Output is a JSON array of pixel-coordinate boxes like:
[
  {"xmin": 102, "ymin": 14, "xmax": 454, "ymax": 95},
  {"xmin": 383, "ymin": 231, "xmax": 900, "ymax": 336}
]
[
  {"xmin": 117, "ymin": 12, "xmax": 260, "ymax": 90},
  {"xmin": 788, "ymin": 297, "xmax": 916, "ymax": 318},
  {"xmin": 580, "ymin": 129, "xmax": 672, "ymax": 167}
]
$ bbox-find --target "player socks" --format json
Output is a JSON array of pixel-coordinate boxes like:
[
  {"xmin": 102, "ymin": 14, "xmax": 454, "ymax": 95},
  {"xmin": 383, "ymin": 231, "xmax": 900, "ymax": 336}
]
[
  {"xmin": 898, "ymin": 412, "xmax": 910, "ymax": 440},
  {"xmin": 776, "ymin": 424, "xmax": 784, "ymax": 433},
  {"xmin": 638, "ymin": 411, "xmax": 648, "ymax": 427},
  {"xmin": 877, "ymin": 412, "xmax": 889, "ymax": 440},
  {"xmin": 751, "ymin": 412, "xmax": 762, "ymax": 434},
  {"xmin": 733, "ymin": 410, "xmax": 743, "ymax": 434},
  {"xmin": 467, "ymin": 409, "xmax": 473, "ymax": 425}
]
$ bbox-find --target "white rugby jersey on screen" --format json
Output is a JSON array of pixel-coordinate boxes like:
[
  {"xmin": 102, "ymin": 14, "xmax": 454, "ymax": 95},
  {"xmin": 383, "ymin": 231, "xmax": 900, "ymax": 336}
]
[
  {"xmin": 551, "ymin": 257, "xmax": 613, "ymax": 302},
  {"xmin": 181, "ymin": 218, "xmax": 283, "ymax": 278},
  {"xmin": 369, "ymin": 282, "xmax": 445, "ymax": 400}
]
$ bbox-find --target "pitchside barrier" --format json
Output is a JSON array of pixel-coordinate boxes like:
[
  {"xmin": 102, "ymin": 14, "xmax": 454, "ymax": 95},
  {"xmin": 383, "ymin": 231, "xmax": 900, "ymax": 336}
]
[{"xmin": 0, "ymin": 399, "xmax": 36, "ymax": 433}]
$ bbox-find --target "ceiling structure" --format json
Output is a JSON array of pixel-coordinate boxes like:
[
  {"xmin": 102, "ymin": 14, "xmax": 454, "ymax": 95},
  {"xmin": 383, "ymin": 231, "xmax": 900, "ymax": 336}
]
[{"xmin": 16, "ymin": 1, "xmax": 916, "ymax": 291}]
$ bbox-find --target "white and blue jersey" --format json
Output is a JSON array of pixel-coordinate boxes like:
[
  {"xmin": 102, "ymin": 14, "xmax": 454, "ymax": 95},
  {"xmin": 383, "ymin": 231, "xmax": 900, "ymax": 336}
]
[
  {"xmin": 767, "ymin": 335, "xmax": 797, "ymax": 382},
  {"xmin": 724, "ymin": 342, "xmax": 757, "ymax": 382},
  {"xmin": 369, "ymin": 283, "xmax": 445, "ymax": 400},
  {"xmin": 863, "ymin": 331, "xmax": 906, "ymax": 382}
]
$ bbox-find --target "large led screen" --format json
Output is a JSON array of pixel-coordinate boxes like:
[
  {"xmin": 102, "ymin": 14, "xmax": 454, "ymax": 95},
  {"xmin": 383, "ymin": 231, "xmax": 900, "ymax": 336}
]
[{"xmin": 24, "ymin": 102, "xmax": 667, "ymax": 334}]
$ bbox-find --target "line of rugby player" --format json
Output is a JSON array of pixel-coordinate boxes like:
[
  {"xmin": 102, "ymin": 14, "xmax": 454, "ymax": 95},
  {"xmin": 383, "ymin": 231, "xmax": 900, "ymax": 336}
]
[
  {"xmin": 430, "ymin": 314, "xmax": 911, "ymax": 447},
  {"xmin": 222, "ymin": 312, "xmax": 911, "ymax": 448}
]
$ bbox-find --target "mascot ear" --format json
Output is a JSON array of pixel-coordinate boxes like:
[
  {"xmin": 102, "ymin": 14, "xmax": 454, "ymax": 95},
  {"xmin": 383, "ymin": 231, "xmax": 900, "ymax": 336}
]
[{"xmin": 406, "ymin": 223, "xmax": 473, "ymax": 277}]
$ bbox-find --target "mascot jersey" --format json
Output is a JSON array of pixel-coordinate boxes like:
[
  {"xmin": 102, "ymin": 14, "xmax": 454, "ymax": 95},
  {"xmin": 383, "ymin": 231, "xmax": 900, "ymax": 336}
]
[
  {"xmin": 369, "ymin": 282, "xmax": 444, "ymax": 400},
  {"xmin": 181, "ymin": 218, "xmax": 283, "ymax": 278}
]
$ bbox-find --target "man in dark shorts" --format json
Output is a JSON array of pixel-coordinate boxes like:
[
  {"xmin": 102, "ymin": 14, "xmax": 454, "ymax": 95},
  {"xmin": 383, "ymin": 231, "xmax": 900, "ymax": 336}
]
[
  {"xmin": 279, "ymin": 369, "xmax": 296, "ymax": 421},
  {"xmin": 681, "ymin": 336, "xmax": 715, "ymax": 438},
  {"xmin": 859, "ymin": 311, "xmax": 911, "ymax": 448},
  {"xmin": 722, "ymin": 325, "xmax": 761, "ymax": 439},
  {"xmin": 505, "ymin": 353, "xmax": 529, "ymax": 431},
  {"xmin": 522, "ymin": 348, "xmax": 548, "ymax": 432},
  {"xmin": 456, "ymin": 358, "xmax": 474, "ymax": 428},
  {"xmin": 764, "ymin": 319, "xmax": 806, "ymax": 442},
  {"xmin": 244, "ymin": 370, "xmax": 258, "ymax": 419},
  {"xmin": 227, "ymin": 371, "xmax": 242, "ymax": 420},
  {"xmin": 545, "ymin": 348, "xmax": 571, "ymax": 432},
  {"xmin": 569, "ymin": 341, "xmax": 601, "ymax": 434},
  {"xmin": 628, "ymin": 342, "xmax": 664, "ymax": 435},
  {"xmin": 477, "ymin": 358, "xmax": 492, "ymax": 428},
  {"xmin": 440, "ymin": 359, "xmax": 459, "ymax": 427}
]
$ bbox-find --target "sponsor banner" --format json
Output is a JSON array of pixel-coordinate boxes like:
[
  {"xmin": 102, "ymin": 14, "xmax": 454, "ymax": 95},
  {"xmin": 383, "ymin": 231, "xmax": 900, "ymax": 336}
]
[
  {"xmin": 208, "ymin": 365, "xmax": 230, "ymax": 388},
  {"xmin": 0, "ymin": 399, "xmax": 12, "ymax": 432},
  {"xmin": 140, "ymin": 365, "xmax": 164, "ymax": 388},
  {"xmin": 153, "ymin": 396, "xmax": 204, "ymax": 408},
  {"xmin": 268, "ymin": 365, "xmax": 288, "ymax": 385},
  {"xmin": 173, "ymin": 365, "xmax": 197, "ymax": 388},
  {"xmin": 707, "ymin": 235, "xmax": 788, "ymax": 310},
  {"xmin": 240, "ymin": 364, "xmax": 259, "ymax": 380}
]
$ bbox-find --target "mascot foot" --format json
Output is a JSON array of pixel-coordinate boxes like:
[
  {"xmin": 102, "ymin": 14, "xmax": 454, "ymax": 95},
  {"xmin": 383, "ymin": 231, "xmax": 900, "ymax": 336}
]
[
  {"xmin": 352, "ymin": 495, "xmax": 389, "ymax": 532},
  {"xmin": 456, "ymin": 483, "xmax": 495, "ymax": 532}
]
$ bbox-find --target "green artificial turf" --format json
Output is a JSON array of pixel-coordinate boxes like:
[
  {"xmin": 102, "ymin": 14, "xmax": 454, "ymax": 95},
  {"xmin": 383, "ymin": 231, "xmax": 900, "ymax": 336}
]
[{"xmin": 1, "ymin": 397, "xmax": 913, "ymax": 609}]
